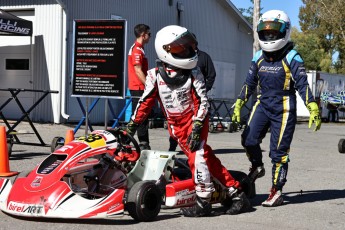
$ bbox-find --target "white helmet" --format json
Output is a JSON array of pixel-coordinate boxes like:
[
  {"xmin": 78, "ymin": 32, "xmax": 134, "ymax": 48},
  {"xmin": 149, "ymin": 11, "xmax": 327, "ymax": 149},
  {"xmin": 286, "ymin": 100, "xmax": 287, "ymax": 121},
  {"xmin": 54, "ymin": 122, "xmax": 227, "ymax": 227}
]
[
  {"xmin": 155, "ymin": 25, "xmax": 198, "ymax": 69},
  {"xmin": 257, "ymin": 10, "xmax": 291, "ymax": 52}
]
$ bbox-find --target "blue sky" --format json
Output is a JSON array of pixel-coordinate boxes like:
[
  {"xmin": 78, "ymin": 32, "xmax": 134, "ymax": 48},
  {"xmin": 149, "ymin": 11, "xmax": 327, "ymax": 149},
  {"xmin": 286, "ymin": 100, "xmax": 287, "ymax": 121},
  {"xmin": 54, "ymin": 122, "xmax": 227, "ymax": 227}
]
[{"xmin": 230, "ymin": 0, "xmax": 303, "ymax": 30}]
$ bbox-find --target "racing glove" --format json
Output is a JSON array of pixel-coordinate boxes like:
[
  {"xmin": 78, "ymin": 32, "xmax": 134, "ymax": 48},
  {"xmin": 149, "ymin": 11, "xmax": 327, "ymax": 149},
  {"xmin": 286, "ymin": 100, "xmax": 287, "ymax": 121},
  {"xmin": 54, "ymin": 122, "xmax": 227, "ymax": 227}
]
[
  {"xmin": 232, "ymin": 99, "xmax": 245, "ymax": 123},
  {"xmin": 125, "ymin": 119, "xmax": 139, "ymax": 138},
  {"xmin": 187, "ymin": 120, "xmax": 203, "ymax": 152},
  {"xmin": 307, "ymin": 102, "xmax": 321, "ymax": 131}
]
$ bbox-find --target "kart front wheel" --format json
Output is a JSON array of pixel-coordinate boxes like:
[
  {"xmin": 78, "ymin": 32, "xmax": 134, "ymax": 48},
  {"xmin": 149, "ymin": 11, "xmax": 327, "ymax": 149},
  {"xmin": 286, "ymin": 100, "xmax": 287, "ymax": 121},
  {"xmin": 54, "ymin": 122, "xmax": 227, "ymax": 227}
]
[
  {"xmin": 51, "ymin": 136, "xmax": 64, "ymax": 152},
  {"xmin": 126, "ymin": 181, "xmax": 161, "ymax": 222},
  {"xmin": 338, "ymin": 138, "xmax": 345, "ymax": 153},
  {"xmin": 7, "ymin": 142, "xmax": 12, "ymax": 157}
]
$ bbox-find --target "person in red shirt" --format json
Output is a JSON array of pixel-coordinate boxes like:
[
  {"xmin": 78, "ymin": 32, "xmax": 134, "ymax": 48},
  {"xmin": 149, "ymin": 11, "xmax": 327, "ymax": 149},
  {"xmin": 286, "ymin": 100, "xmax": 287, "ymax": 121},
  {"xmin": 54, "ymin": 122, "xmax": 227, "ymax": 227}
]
[{"xmin": 127, "ymin": 24, "xmax": 151, "ymax": 150}]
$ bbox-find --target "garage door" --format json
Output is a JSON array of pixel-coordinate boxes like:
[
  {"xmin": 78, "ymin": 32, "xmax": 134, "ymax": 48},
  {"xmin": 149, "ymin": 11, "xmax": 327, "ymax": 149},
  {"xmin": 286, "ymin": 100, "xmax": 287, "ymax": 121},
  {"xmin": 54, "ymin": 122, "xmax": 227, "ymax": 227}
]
[{"xmin": 0, "ymin": 10, "xmax": 34, "ymax": 120}]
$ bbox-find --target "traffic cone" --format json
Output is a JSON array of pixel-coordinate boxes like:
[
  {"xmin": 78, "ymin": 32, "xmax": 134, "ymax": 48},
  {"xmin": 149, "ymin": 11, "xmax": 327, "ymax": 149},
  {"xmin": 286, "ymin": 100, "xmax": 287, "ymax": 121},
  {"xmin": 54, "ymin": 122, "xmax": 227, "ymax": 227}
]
[
  {"xmin": 64, "ymin": 129, "xmax": 75, "ymax": 145},
  {"xmin": 0, "ymin": 126, "xmax": 18, "ymax": 177}
]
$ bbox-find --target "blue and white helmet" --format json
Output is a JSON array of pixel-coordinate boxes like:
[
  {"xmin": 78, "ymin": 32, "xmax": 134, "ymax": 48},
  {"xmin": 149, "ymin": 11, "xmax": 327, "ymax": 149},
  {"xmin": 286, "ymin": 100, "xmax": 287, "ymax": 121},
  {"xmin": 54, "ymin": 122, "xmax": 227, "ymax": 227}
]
[{"xmin": 257, "ymin": 10, "xmax": 291, "ymax": 52}]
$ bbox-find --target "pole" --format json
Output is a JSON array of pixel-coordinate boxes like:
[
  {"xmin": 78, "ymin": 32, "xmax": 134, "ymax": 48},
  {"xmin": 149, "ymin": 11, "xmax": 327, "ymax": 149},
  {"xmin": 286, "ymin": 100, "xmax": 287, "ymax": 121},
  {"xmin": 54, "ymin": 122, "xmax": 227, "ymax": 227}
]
[
  {"xmin": 253, "ymin": 0, "xmax": 261, "ymax": 54},
  {"xmin": 252, "ymin": 0, "xmax": 261, "ymax": 106},
  {"xmin": 104, "ymin": 98, "xmax": 108, "ymax": 130},
  {"xmin": 85, "ymin": 97, "xmax": 89, "ymax": 136}
]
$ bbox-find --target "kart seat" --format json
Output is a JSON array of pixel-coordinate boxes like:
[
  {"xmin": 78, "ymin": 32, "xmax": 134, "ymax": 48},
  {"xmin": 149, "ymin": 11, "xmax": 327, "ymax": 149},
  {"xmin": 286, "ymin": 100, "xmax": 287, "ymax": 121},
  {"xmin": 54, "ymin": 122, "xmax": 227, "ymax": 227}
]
[{"xmin": 126, "ymin": 150, "xmax": 177, "ymax": 189}]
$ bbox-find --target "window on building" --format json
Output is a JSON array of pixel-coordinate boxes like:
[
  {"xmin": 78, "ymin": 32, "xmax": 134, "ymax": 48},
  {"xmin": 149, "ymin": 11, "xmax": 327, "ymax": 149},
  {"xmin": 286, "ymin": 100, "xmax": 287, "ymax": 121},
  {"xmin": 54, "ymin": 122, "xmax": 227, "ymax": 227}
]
[{"xmin": 6, "ymin": 59, "xmax": 30, "ymax": 70}]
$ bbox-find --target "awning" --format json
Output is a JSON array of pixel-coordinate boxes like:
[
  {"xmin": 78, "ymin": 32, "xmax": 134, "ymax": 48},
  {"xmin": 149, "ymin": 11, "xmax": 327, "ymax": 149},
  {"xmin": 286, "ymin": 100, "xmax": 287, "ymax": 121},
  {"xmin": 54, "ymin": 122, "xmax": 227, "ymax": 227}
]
[{"xmin": 0, "ymin": 9, "xmax": 32, "ymax": 36}]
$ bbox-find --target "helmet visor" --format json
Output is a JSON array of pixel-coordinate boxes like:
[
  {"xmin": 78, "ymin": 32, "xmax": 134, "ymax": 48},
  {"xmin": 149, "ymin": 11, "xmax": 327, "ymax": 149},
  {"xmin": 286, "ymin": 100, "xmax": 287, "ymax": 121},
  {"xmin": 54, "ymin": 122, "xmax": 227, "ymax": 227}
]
[
  {"xmin": 257, "ymin": 21, "xmax": 288, "ymax": 41},
  {"xmin": 257, "ymin": 21, "xmax": 288, "ymax": 33},
  {"xmin": 163, "ymin": 31, "xmax": 197, "ymax": 59}
]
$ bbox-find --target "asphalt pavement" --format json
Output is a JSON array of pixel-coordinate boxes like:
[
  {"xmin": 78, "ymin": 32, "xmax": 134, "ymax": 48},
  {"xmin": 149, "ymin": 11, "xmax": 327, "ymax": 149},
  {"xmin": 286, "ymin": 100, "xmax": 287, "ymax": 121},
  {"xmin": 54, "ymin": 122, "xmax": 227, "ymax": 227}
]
[{"xmin": 0, "ymin": 120, "xmax": 345, "ymax": 230}]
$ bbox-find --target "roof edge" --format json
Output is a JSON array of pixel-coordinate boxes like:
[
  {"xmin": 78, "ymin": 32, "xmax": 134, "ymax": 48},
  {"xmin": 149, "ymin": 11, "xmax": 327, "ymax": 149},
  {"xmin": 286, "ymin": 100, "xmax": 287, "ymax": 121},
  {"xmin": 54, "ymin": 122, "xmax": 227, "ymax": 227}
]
[{"xmin": 223, "ymin": 0, "xmax": 253, "ymax": 31}]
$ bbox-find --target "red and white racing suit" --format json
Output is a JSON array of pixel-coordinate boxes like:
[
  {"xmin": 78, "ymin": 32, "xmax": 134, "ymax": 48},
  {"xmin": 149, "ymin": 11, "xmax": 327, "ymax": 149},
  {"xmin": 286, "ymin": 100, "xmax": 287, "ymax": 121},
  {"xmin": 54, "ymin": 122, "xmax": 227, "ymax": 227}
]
[{"xmin": 131, "ymin": 67, "xmax": 239, "ymax": 198}]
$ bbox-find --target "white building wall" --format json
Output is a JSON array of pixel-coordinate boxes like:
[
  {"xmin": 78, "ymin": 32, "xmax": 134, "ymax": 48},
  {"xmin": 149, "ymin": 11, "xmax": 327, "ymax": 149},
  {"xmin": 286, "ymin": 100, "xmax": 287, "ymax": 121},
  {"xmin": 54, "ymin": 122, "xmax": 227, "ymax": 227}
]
[
  {"xmin": 1, "ymin": 3, "xmax": 63, "ymax": 123},
  {"xmin": 32, "ymin": 4, "xmax": 62, "ymax": 123}
]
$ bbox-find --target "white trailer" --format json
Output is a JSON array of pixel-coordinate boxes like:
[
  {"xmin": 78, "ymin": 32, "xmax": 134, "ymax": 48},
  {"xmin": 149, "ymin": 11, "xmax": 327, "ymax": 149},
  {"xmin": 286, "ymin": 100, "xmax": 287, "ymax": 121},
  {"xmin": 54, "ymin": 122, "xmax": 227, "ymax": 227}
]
[{"xmin": 297, "ymin": 71, "xmax": 345, "ymax": 120}]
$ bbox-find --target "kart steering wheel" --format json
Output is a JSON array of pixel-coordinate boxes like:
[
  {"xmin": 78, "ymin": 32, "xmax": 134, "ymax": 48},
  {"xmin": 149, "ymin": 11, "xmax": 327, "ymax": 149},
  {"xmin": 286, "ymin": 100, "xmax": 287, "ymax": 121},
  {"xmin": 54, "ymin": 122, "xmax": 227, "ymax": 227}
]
[{"xmin": 107, "ymin": 128, "xmax": 141, "ymax": 163}]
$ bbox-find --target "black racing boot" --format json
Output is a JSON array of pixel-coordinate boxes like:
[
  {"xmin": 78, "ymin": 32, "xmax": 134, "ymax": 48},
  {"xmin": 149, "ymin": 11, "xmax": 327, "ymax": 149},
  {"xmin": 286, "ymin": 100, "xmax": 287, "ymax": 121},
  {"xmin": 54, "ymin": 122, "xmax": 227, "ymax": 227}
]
[
  {"xmin": 180, "ymin": 197, "xmax": 212, "ymax": 217},
  {"xmin": 139, "ymin": 141, "xmax": 151, "ymax": 150},
  {"xmin": 226, "ymin": 191, "xmax": 251, "ymax": 215},
  {"xmin": 248, "ymin": 165, "xmax": 265, "ymax": 182}
]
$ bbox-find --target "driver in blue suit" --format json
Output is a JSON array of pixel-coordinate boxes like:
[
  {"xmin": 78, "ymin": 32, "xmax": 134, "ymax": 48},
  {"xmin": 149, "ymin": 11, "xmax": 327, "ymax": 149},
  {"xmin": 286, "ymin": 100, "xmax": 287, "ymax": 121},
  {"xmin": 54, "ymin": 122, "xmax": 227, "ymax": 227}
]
[{"xmin": 232, "ymin": 10, "xmax": 321, "ymax": 207}]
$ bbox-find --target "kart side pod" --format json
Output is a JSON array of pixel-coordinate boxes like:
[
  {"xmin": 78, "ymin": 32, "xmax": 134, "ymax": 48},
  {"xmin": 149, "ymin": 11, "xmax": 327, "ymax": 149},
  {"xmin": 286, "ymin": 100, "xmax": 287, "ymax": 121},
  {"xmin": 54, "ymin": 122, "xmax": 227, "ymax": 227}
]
[{"xmin": 165, "ymin": 179, "xmax": 196, "ymax": 208}]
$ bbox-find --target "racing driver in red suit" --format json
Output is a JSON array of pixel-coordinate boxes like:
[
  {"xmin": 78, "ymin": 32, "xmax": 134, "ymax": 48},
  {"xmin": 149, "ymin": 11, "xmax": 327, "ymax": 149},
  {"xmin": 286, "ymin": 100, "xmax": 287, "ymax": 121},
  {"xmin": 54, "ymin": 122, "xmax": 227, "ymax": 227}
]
[{"xmin": 125, "ymin": 25, "xmax": 251, "ymax": 217}]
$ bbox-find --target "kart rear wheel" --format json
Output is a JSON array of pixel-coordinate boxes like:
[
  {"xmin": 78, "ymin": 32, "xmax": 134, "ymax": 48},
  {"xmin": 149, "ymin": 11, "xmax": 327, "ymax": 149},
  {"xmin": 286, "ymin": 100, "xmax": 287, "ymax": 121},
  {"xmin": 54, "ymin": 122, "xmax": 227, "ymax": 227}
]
[
  {"xmin": 338, "ymin": 139, "xmax": 345, "ymax": 153},
  {"xmin": 126, "ymin": 181, "xmax": 161, "ymax": 222},
  {"xmin": 228, "ymin": 170, "xmax": 256, "ymax": 199}
]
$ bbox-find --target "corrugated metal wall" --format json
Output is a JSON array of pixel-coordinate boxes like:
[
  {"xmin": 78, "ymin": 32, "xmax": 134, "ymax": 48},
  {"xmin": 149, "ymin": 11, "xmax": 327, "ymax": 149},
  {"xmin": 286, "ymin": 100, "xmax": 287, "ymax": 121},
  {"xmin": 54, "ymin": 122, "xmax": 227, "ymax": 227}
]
[
  {"xmin": 33, "ymin": 4, "xmax": 62, "ymax": 122},
  {"xmin": 0, "ymin": 0, "xmax": 253, "ymax": 124}
]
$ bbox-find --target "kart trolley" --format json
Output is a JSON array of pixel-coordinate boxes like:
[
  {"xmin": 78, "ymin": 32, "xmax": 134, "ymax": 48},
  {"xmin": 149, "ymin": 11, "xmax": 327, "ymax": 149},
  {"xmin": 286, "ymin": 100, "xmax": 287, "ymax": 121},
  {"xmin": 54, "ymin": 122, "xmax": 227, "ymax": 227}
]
[
  {"xmin": 0, "ymin": 88, "xmax": 58, "ymax": 156},
  {"xmin": 208, "ymin": 98, "xmax": 250, "ymax": 133}
]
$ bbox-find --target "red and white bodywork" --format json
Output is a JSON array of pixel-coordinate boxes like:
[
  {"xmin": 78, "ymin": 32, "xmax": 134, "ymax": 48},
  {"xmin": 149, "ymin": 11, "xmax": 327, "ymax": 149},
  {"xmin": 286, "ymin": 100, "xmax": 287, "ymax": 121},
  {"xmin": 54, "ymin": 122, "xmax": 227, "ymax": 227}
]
[
  {"xmin": 0, "ymin": 129, "xmax": 251, "ymax": 221},
  {"xmin": 0, "ymin": 130, "xmax": 127, "ymax": 219}
]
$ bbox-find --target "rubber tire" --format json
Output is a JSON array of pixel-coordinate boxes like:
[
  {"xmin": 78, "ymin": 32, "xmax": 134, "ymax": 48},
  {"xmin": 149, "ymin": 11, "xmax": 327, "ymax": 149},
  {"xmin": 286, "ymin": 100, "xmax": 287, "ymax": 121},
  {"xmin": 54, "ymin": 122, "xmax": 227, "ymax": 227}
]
[
  {"xmin": 126, "ymin": 181, "xmax": 161, "ymax": 222},
  {"xmin": 7, "ymin": 142, "xmax": 12, "ymax": 157},
  {"xmin": 51, "ymin": 136, "xmax": 64, "ymax": 152},
  {"xmin": 228, "ymin": 123, "xmax": 234, "ymax": 133},
  {"xmin": 338, "ymin": 139, "xmax": 345, "ymax": 153},
  {"xmin": 229, "ymin": 170, "xmax": 256, "ymax": 199},
  {"xmin": 209, "ymin": 124, "xmax": 215, "ymax": 133},
  {"xmin": 232, "ymin": 122, "xmax": 238, "ymax": 132},
  {"xmin": 148, "ymin": 120, "xmax": 154, "ymax": 129},
  {"xmin": 163, "ymin": 120, "xmax": 168, "ymax": 129}
]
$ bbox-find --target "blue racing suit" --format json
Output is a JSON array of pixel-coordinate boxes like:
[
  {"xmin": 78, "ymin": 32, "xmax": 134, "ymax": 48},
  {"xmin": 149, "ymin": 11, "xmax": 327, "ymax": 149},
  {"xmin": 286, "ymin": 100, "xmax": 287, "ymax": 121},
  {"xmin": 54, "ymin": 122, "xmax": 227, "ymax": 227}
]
[{"xmin": 238, "ymin": 43, "xmax": 315, "ymax": 190}]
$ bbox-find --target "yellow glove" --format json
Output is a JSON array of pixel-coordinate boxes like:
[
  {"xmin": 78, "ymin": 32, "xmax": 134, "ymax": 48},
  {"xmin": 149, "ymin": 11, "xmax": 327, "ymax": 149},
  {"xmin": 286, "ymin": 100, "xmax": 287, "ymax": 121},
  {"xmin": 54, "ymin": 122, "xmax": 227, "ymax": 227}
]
[
  {"xmin": 307, "ymin": 102, "xmax": 321, "ymax": 131},
  {"xmin": 232, "ymin": 99, "xmax": 245, "ymax": 123}
]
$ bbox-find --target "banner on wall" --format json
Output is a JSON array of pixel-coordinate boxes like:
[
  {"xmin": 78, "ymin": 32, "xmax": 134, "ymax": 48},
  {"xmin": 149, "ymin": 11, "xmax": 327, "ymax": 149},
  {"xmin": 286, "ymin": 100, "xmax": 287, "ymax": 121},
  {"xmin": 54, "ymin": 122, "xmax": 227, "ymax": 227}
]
[{"xmin": 0, "ymin": 9, "xmax": 32, "ymax": 36}]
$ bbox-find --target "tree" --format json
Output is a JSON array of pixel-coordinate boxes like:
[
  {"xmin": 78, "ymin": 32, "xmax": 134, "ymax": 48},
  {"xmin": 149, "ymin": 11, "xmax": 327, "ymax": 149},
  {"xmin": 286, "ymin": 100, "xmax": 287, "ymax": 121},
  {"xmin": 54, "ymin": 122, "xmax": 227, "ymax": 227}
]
[
  {"xmin": 237, "ymin": 0, "xmax": 254, "ymax": 25},
  {"xmin": 290, "ymin": 27, "xmax": 332, "ymax": 72},
  {"xmin": 299, "ymin": 0, "xmax": 345, "ymax": 73}
]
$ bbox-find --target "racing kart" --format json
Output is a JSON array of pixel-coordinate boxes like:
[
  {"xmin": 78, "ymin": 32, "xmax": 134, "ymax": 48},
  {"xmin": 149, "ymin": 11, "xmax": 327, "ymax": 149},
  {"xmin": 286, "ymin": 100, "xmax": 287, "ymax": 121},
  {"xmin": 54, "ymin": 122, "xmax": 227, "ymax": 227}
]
[{"xmin": 0, "ymin": 128, "xmax": 255, "ymax": 221}]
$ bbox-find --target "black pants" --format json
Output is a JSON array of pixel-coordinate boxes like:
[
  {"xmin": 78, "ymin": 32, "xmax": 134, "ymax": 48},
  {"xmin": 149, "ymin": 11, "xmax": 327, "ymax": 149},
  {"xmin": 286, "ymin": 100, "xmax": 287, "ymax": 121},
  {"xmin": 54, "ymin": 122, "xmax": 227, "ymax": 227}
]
[
  {"xmin": 130, "ymin": 90, "xmax": 150, "ymax": 144},
  {"xmin": 169, "ymin": 136, "xmax": 178, "ymax": 151}
]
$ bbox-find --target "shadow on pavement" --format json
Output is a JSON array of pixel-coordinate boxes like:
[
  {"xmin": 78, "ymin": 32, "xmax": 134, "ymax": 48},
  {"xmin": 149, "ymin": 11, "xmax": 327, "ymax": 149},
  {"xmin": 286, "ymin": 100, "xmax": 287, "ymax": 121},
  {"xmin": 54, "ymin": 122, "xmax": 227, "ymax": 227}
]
[
  {"xmin": 250, "ymin": 189, "xmax": 345, "ymax": 206},
  {"xmin": 10, "ymin": 152, "xmax": 49, "ymax": 160},
  {"xmin": 4, "ymin": 211, "xmax": 180, "ymax": 225},
  {"xmin": 284, "ymin": 189, "xmax": 345, "ymax": 204},
  {"xmin": 213, "ymin": 148, "xmax": 246, "ymax": 154}
]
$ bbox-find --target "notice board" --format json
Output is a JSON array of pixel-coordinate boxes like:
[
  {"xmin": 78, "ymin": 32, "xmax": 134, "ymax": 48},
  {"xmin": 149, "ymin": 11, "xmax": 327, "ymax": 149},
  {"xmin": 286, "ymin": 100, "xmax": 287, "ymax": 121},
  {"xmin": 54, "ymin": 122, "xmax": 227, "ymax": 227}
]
[{"xmin": 71, "ymin": 20, "xmax": 126, "ymax": 98}]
